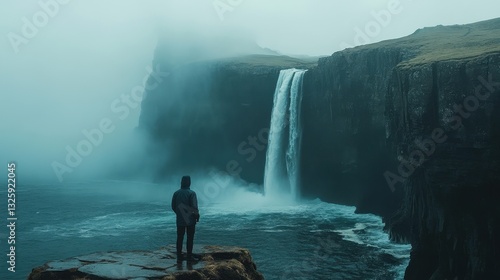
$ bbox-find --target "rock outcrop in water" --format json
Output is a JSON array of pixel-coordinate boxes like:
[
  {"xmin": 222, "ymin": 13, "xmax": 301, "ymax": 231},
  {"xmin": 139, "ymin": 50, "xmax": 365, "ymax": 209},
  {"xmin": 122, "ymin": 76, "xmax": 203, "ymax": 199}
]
[
  {"xmin": 139, "ymin": 18, "xmax": 500, "ymax": 279},
  {"xmin": 28, "ymin": 245, "xmax": 264, "ymax": 280}
]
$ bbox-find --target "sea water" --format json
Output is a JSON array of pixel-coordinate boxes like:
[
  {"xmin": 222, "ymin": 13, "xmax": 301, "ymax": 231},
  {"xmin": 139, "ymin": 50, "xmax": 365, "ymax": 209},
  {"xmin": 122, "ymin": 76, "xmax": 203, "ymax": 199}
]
[{"xmin": 1, "ymin": 180, "xmax": 410, "ymax": 280}]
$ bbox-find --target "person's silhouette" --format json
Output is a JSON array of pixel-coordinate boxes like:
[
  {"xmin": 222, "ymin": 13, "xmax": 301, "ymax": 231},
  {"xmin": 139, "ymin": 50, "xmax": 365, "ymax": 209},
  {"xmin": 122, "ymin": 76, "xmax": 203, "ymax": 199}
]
[{"xmin": 171, "ymin": 176, "xmax": 199, "ymax": 260}]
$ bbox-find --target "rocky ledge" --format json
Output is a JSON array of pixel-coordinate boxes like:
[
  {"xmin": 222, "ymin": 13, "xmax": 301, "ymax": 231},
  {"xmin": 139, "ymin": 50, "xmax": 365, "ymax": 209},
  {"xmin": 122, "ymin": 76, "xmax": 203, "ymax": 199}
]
[{"xmin": 28, "ymin": 245, "xmax": 264, "ymax": 280}]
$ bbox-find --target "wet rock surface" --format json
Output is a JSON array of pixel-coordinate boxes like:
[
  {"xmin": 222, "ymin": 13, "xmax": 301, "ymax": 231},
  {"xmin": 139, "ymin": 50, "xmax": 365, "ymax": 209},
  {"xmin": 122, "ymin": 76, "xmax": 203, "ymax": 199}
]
[{"xmin": 28, "ymin": 245, "xmax": 264, "ymax": 280}]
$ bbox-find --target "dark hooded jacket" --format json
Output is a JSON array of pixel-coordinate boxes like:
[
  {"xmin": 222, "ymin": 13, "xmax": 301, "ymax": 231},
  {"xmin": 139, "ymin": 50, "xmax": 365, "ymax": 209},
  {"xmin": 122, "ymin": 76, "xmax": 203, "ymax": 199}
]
[{"xmin": 171, "ymin": 180, "xmax": 199, "ymax": 227}]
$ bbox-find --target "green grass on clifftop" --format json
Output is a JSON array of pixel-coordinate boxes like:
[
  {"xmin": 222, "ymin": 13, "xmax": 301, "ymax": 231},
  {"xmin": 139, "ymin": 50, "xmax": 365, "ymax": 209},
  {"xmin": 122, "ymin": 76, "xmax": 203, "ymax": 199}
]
[
  {"xmin": 217, "ymin": 54, "xmax": 320, "ymax": 69},
  {"xmin": 344, "ymin": 17, "xmax": 500, "ymax": 67}
]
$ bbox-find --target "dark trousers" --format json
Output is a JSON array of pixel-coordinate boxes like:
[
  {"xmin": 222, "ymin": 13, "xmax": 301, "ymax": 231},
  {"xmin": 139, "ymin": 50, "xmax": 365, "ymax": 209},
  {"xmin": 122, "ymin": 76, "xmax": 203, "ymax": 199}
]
[{"xmin": 176, "ymin": 225, "xmax": 195, "ymax": 255}]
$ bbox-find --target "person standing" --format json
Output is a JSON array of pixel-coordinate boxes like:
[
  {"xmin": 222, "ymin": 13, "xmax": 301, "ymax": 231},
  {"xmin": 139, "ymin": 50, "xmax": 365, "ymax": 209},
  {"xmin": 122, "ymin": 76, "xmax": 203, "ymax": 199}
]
[{"xmin": 171, "ymin": 176, "xmax": 199, "ymax": 260}]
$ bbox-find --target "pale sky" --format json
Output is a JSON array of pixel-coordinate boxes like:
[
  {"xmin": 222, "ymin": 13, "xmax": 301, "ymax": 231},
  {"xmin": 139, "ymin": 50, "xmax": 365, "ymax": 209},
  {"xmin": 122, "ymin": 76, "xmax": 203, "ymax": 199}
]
[
  {"xmin": 1, "ymin": 0, "xmax": 499, "ymax": 56},
  {"xmin": 0, "ymin": 0, "xmax": 498, "ymax": 182}
]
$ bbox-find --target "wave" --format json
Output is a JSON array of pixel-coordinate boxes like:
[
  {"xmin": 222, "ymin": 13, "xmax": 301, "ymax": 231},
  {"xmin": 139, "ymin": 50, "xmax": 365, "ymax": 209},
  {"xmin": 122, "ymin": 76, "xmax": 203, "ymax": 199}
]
[{"xmin": 32, "ymin": 210, "xmax": 172, "ymax": 238}]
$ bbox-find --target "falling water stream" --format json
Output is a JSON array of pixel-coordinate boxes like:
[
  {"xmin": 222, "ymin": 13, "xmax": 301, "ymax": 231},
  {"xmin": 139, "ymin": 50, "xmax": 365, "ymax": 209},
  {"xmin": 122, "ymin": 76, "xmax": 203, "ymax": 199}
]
[{"xmin": 263, "ymin": 69, "xmax": 307, "ymax": 200}]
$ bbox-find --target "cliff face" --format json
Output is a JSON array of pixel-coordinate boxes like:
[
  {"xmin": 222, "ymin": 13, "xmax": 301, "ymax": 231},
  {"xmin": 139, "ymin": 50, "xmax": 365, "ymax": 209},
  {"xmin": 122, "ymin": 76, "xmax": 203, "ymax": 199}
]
[
  {"xmin": 301, "ymin": 19, "xmax": 500, "ymax": 278},
  {"xmin": 302, "ymin": 47, "xmax": 407, "ymax": 216},
  {"xmin": 385, "ymin": 53, "xmax": 500, "ymax": 279},
  {"xmin": 139, "ymin": 18, "xmax": 500, "ymax": 279}
]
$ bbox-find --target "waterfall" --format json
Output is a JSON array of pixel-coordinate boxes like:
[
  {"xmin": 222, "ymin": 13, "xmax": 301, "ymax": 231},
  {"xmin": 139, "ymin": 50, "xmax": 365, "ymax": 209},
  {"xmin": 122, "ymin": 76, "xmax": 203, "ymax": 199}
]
[{"xmin": 263, "ymin": 69, "xmax": 306, "ymax": 200}]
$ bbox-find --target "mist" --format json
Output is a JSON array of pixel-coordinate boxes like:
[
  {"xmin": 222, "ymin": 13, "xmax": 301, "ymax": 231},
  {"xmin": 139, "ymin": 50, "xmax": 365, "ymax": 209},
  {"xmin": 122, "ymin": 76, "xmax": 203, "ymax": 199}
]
[{"xmin": 1, "ymin": 0, "xmax": 499, "ymax": 184}]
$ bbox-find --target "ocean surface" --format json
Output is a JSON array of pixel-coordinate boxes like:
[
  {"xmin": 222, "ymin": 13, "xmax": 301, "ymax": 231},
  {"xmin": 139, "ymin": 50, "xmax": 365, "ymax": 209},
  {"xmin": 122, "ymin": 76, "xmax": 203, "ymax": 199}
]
[{"xmin": 0, "ymin": 180, "xmax": 410, "ymax": 280}]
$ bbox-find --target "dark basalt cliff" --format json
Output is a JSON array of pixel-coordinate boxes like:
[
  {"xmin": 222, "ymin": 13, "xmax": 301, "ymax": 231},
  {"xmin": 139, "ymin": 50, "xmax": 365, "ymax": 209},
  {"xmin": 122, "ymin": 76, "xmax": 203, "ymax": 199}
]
[
  {"xmin": 301, "ymin": 46, "xmax": 406, "ymax": 217},
  {"xmin": 139, "ymin": 55, "xmax": 316, "ymax": 183},
  {"xmin": 384, "ymin": 37, "xmax": 500, "ymax": 280},
  {"xmin": 139, "ymin": 18, "xmax": 500, "ymax": 279}
]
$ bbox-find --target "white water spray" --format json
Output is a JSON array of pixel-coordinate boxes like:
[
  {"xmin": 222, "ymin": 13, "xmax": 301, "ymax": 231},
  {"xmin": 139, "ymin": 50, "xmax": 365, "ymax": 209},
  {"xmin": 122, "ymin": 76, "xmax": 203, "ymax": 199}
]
[{"xmin": 263, "ymin": 69, "xmax": 307, "ymax": 200}]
